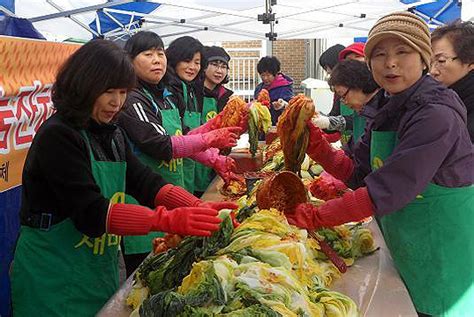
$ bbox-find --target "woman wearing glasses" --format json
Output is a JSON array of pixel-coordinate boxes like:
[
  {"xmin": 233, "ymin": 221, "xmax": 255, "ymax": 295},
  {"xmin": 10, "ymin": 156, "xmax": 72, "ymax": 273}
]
[
  {"xmin": 193, "ymin": 46, "xmax": 235, "ymax": 195},
  {"xmin": 313, "ymin": 42, "xmax": 366, "ymax": 144},
  {"xmin": 431, "ymin": 21, "xmax": 474, "ymax": 142},
  {"xmin": 288, "ymin": 12, "xmax": 474, "ymax": 316},
  {"xmin": 326, "ymin": 59, "xmax": 380, "ymax": 149}
]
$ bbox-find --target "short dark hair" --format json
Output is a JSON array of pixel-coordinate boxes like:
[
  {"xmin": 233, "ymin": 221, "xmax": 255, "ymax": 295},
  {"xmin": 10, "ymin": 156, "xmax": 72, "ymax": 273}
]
[
  {"xmin": 328, "ymin": 59, "xmax": 379, "ymax": 94},
  {"xmin": 52, "ymin": 39, "xmax": 136, "ymax": 128},
  {"xmin": 431, "ymin": 20, "xmax": 474, "ymax": 65},
  {"xmin": 257, "ymin": 56, "xmax": 280, "ymax": 75},
  {"xmin": 165, "ymin": 36, "xmax": 205, "ymax": 81},
  {"xmin": 319, "ymin": 44, "xmax": 345, "ymax": 70},
  {"xmin": 124, "ymin": 31, "xmax": 164, "ymax": 59}
]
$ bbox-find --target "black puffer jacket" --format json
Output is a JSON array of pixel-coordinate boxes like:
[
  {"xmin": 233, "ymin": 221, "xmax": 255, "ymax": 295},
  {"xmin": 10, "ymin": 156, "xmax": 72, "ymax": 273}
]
[{"xmin": 449, "ymin": 70, "xmax": 474, "ymax": 143}]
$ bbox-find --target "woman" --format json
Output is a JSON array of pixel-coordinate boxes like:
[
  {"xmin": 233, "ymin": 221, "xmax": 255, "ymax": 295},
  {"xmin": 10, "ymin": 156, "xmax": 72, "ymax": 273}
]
[
  {"xmin": 326, "ymin": 59, "xmax": 380, "ymax": 145},
  {"xmin": 116, "ymin": 32, "xmax": 240, "ymax": 275},
  {"xmin": 194, "ymin": 45, "xmax": 234, "ymax": 195},
  {"xmin": 314, "ymin": 42, "xmax": 366, "ymax": 144},
  {"xmin": 11, "ymin": 39, "xmax": 235, "ymax": 317},
  {"xmin": 318, "ymin": 43, "xmax": 345, "ymax": 74},
  {"xmin": 430, "ymin": 20, "xmax": 474, "ymax": 142},
  {"xmin": 165, "ymin": 36, "xmax": 239, "ymax": 194},
  {"xmin": 253, "ymin": 56, "xmax": 294, "ymax": 125},
  {"xmin": 288, "ymin": 12, "xmax": 474, "ymax": 316}
]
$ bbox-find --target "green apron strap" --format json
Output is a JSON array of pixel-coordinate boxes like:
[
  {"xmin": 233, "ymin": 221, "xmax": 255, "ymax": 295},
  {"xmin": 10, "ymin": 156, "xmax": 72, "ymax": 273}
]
[
  {"xmin": 194, "ymin": 96, "xmax": 219, "ymax": 192},
  {"xmin": 370, "ymin": 130, "xmax": 474, "ymax": 315},
  {"xmin": 339, "ymin": 102, "xmax": 354, "ymax": 145},
  {"xmin": 352, "ymin": 112, "xmax": 366, "ymax": 143},
  {"xmin": 136, "ymin": 88, "xmax": 184, "ymax": 187},
  {"xmin": 181, "ymin": 81, "xmax": 198, "ymax": 112}
]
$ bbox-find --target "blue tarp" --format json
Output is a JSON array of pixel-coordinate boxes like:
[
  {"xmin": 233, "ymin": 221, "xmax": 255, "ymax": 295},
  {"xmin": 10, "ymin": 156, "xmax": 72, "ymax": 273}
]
[
  {"xmin": 0, "ymin": 187, "xmax": 21, "ymax": 317},
  {"xmin": 88, "ymin": 1, "xmax": 160, "ymax": 37},
  {"xmin": 0, "ymin": 0, "xmax": 15, "ymax": 13},
  {"xmin": 0, "ymin": 15, "xmax": 45, "ymax": 39},
  {"xmin": 401, "ymin": 0, "xmax": 461, "ymax": 26}
]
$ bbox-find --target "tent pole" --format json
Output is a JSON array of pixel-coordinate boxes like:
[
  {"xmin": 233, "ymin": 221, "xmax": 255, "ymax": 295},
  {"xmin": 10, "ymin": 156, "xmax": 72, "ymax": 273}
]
[
  {"xmin": 45, "ymin": 0, "xmax": 99, "ymax": 37},
  {"xmin": 29, "ymin": 0, "xmax": 133, "ymax": 22}
]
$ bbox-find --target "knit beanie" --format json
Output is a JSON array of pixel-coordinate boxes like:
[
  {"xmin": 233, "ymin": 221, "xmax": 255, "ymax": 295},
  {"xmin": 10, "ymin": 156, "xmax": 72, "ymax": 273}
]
[
  {"xmin": 204, "ymin": 46, "xmax": 230, "ymax": 65},
  {"xmin": 365, "ymin": 11, "xmax": 432, "ymax": 68},
  {"xmin": 319, "ymin": 44, "xmax": 345, "ymax": 70},
  {"xmin": 338, "ymin": 42, "xmax": 366, "ymax": 61}
]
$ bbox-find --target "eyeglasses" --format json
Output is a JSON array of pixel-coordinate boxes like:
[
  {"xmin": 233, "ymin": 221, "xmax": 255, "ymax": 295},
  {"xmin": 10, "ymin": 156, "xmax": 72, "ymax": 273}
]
[
  {"xmin": 208, "ymin": 62, "xmax": 228, "ymax": 71},
  {"xmin": 339, "ymin": 88, "xmax": 351, "ymax": 102},
  {"xmin": 430, "ymin": 56, "xmax": 458, "ymax": 69}
]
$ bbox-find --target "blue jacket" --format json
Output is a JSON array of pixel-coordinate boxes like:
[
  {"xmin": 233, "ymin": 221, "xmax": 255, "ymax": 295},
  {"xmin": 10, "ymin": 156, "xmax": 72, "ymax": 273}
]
[{"xmin": 254, "ymin": 73, "xmax": 294, "ymax": 125}]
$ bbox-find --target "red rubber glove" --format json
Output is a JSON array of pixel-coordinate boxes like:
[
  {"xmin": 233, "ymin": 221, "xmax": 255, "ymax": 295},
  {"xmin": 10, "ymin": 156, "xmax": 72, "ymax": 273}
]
[
  {"xmin": 155, "ymin": 184, "xmax": 238, "ymax": 210},
  {"xmin": 306, "ymin": 121, "xmax": 353, "ymax": 182},
  {"xmin": 286, "ymin": 187, "xmax": 374, "ymax": 230},
  {"xmin": 202, "ymin": 127, "xmax": 242, "ymax": 149},
  {"xmin": 213, "ymin": 155, "xmax": 241, "ymax": 185},
  {"xmin": 107, "ymin": 203, "xmax": 222, "ymax": 237},
  {"xmin": 229, "ymin": 211, "xmax": 240, "ymax": 228}
]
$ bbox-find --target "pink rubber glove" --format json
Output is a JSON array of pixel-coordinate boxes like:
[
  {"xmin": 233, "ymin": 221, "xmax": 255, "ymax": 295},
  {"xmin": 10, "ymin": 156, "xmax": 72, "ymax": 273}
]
[
  {"xmin": 286, "ymin": 187, "xmax": 374, "ymax": 230},
  {"xmin": 306, "ymin": 121, "xmax": 353, "ymax": 182},
  {"xmin": 154, "ymin": 184, "xmax": 238, "ymax": 210},
  {"xmin": 202, "ymin": 127, "xmax": 241, "ymax": 149},
  {"xmin": 107, "ymin": 203, "xmax": 222, "ymax": 237},
  {"xmin": 171, "ymin": 134, "xmax": 207, "ymax": 158},
  {"xmin": 191, "ymin": 149, "xmax": 240, "ymax": 184}
]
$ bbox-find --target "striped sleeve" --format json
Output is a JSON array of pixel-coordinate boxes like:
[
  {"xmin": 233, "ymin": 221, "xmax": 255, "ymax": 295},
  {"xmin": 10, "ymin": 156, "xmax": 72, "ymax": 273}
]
[{"xmin": 117, "ymin": 92, "xmax": 173, "ymax": 162}]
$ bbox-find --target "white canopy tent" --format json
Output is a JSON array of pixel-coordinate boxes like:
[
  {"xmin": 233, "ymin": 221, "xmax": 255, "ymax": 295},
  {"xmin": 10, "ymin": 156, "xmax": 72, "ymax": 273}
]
[{"xmin": 6, "ymin": 0, "xmax": 442, "ymax": 43}]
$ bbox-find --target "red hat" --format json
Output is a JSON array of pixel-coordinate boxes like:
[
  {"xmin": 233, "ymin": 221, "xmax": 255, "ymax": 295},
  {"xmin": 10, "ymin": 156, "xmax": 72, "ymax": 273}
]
[{"xmin": 338, "ymin": 42, "xmax": 366, "ymax": 61}]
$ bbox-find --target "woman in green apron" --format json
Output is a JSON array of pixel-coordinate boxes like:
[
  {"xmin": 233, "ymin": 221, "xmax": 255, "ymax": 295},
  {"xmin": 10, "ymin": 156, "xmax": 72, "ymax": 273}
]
[
  {"xmin": 287, "ymin": 12, "xmax": 474, "ymax": 316},
  {"xmin": 11, "ymin": 39, "xmax": 235, "ymax": 317},
  {"xmin": 117, "ymin": 32, "xmax": 240, "ymax": 275},
  {"xmin": 314, "ymin": 42, "xmax": 366, "ymax": 144},
  {"xmin": 165, "ymin": 36, "xmax": 241, "ymax": 194},
  {"xmin": 326, "ymin": 59, "xmax": 380, "ymax": 144},
  {"xmin": 193, "ymin": 46, "xmax": 234, "ymax": 195}
]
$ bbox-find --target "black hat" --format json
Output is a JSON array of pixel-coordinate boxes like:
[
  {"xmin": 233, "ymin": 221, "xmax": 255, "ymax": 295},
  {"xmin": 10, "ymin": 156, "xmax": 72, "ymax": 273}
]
[
  {"xmin": 204, "ymin": 46, "xmax": 231, "ymax": 65},
  {"xmin": 319, "ymin": 44, "xmax": 345, "ymax": 70}
]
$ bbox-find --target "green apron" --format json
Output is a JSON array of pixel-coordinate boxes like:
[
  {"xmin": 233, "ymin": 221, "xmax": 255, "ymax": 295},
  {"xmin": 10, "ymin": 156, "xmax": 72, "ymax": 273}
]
[
  {"xmin": 194, "ymin": 96, "xmax": 218, "ymax": 192},
  {"xmin": 138, "ymin": 88, "xmax": 184, "ymax": 186},
  {"xmin": 123, "ymin": 88, "xmax": 183, "ymax": 255},
  {"xmin": 340, "ymin": 102, "xmax": 366, "ymax": 144},
  {"xmin": 339, "ymin": 102, "xmax": 354, "ymax": 145},
  {"xmin": 12, "ymin": 131, "xmax": 125, "ymax": 317},
  {"xmin": 371, "ymin": 130, "xmax": 474, "ymax": 316},
  {"xmin": 352, "ymin": 112, "xmax": 366, "ymax": 143},
  {"xmin": 181, "ymin": 82, "xmax": 201, "ymax": 193}
]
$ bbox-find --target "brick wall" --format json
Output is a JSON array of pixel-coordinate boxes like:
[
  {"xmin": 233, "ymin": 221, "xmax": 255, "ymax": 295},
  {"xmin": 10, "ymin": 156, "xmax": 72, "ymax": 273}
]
[
  {"xmin": 272, "ymin": 39, "xmax": 306, "ymax": 94},
  {"xmin": 219, "ymin": 39, "xmax": 307, "ymax": 98}
]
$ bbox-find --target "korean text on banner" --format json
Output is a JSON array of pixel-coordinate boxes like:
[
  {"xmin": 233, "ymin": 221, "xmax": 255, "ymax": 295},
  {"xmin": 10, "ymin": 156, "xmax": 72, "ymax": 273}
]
[{"xmin": 0, "ymin": 36, "xmax": 80, "ymax": 192}]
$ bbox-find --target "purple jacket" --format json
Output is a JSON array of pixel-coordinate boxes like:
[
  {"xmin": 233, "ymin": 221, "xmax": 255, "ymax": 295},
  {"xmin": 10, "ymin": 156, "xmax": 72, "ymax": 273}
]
[
  {"xmin": 346, "ymin": 75, "xmax": 473, "ymax": 216},
  {"xmin": 254, "ymin": 73, "xmax": 294, "ymax": 125}
]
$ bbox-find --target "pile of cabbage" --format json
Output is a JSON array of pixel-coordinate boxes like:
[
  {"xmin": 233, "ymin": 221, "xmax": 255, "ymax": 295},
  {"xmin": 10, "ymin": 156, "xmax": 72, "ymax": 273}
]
[{"xmin": 127, "ymin": 208, "xmax": 377, "ymax": 317}]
